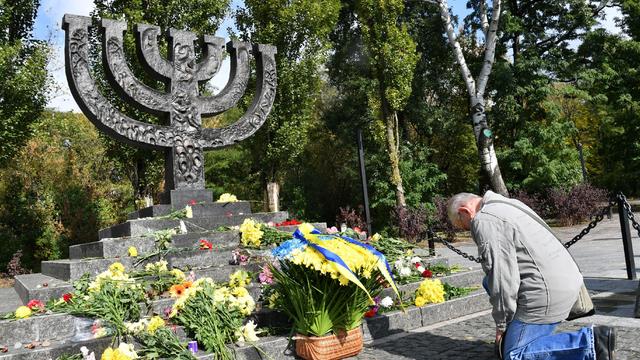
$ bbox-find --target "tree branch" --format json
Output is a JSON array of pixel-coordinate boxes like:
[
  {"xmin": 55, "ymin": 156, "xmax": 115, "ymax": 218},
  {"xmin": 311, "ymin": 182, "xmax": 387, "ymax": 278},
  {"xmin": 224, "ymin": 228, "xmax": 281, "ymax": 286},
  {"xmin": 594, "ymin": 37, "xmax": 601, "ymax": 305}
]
[
  {"xmin": 535, "ymin": 0, "xmax": 609, "ymax": 49},
  {"xmin": 476, "ymin": 0, "xmax": 501, "ymax": 97},
  {"xmin": 479, "ymin": 0, "xmax": 490, "ymax": 40},
  {"xmin": 437, "ymin": 0, "xmax": 476, "ymax": 97}
]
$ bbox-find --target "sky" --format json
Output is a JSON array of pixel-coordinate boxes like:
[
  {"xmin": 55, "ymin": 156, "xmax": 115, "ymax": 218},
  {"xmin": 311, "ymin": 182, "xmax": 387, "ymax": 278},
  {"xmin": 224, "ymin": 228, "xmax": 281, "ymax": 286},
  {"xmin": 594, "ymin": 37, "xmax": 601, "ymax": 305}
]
[{"xmin": 31, "ymin": 0, "xmax": 622, "ymax": 112}]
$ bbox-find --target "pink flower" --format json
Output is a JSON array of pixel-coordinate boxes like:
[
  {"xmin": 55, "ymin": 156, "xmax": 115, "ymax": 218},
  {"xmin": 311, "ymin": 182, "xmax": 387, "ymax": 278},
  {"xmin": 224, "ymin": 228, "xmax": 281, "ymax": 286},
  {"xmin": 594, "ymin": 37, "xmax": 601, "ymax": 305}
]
[
  {"xmin": 188, "ymin": 199, "xmax": 197, "ymax": 206},
  {"xmin": 258, "ymin": 265, "xmax": 273, "ymax": 285},
  {"xmin": 27, "ymin": 299, "xmax": 45, "ymax": 311},
  {"xmin": 326, "ymin": 226, "xmax": 339, "ymax": 234}
]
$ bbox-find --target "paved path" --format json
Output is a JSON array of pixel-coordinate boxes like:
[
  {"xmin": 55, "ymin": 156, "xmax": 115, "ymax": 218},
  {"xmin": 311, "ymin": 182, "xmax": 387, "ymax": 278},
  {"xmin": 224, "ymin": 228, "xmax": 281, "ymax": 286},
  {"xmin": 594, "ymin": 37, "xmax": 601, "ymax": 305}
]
[{"xmin": 350, "ymin": 214, "xmax": 640, "ymax": 359}]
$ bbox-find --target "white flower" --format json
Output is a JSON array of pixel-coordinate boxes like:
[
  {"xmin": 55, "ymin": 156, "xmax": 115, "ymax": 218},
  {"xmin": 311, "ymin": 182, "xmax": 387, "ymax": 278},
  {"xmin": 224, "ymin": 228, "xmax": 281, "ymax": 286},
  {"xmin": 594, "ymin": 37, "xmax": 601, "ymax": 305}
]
[
  {"xmin": 394, "ymin": 259, "xmax": 405, "ymax": 270},
  {"xmin": 416, "ymin": 265, "xmax": 426, "ymax": 273},
  {"xmin": 179, "ymin": 220, "xmax": 188, "ymax": 234},
  {"xmin": 237, "ymin": 320, "xmax": 260, "ymax": 343},
  {"xmin": 117, "ymin": 342, "xmax": 139, "ymax": 359},
  {"xmin": 80, "ymin": 346, "xmax": 96, "ymax": 360},
  {"xmin": 400, "ymin": 267, "xmax": 412, "ymax": 277},
  {"xmin": 410, "ymin": 256, "xmax": 422, "ymax": 264},
  {"xmin": 380, "ymin": 296, "xmax": 394, "ymax": 308},
  {"xmin": 185, "ymin": 205, "xmax": 193, "ymax": 218}
]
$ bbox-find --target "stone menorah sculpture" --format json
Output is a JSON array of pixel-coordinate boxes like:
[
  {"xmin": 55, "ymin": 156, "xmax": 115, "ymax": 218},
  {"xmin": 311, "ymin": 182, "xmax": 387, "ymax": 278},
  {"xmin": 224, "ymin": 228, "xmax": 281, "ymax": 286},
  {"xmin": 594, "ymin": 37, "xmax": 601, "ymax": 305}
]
[{"xmin": 62, "ymin": 14, "xmax": 276, "ymax": 204}]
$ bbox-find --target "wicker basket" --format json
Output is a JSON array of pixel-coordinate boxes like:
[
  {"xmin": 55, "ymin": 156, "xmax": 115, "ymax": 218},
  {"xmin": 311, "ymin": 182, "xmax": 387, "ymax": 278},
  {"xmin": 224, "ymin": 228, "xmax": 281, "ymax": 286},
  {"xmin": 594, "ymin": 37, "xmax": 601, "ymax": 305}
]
[{"xmin": 295, "ymin": 328, "xmax": 364, "ymax": 360}]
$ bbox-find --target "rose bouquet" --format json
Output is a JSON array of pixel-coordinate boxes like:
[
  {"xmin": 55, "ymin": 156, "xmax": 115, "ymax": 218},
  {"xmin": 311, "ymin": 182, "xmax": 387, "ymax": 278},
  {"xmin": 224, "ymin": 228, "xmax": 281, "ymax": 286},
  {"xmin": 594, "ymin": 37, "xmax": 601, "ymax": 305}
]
[{"xmin": 268, "ymin": 224, "xmax": 400, "ymax": 337}]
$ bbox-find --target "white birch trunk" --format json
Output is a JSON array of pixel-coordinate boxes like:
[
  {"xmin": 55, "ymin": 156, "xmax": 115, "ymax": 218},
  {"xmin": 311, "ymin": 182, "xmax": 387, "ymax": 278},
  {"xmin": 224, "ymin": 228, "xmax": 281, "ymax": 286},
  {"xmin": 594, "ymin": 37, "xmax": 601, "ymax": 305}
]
[
  {"xmin": 438, "ymin": 0, "xmax": 509, "ymax": 196},
  {"xmin": 267, "ymin": 182, "xmax": 279, "ymax": 212}
]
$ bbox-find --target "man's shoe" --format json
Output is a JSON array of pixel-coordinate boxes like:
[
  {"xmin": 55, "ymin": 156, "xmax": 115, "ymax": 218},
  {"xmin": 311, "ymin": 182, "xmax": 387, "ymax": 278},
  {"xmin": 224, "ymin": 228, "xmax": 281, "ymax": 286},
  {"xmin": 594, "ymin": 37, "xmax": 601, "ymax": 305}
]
[{"xmin": 594, "ymin": 326, "xmax": 616, "ymax": 360}]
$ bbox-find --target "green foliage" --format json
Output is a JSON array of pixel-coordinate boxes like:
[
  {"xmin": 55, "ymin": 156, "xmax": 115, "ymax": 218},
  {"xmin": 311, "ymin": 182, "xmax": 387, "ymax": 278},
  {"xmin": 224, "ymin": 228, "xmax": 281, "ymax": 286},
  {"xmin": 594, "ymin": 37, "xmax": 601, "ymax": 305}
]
[
  {"xmin": 0, "ymin": 112, "xmax": 133, "ymax": 270},
  {"xmin": 135, "ymin": 327, "xmax": 197, "ymax": 360},
  {"xmin": 443, "ymin": 283, "xmax": 475, "ymax": 301},
  {"xmin": 270, "ymin": 261, "xmax": 383, "ymax": 336},
  {"xmin": 235, "ymin": 0, "xmax": 341, "ymax": 197},
  {"xmin": 0, "ymin": 0, "xmax": 50, "ymax": 167}
]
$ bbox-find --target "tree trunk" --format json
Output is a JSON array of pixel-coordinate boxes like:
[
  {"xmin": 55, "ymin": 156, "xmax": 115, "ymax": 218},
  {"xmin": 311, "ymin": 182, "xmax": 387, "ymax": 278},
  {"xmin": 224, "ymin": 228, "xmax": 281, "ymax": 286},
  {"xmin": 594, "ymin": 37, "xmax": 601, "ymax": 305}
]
[
  {"xmin": 267, "ymin": 181, "xmax": 280, "ymax": 212},
  {"xmin": 385, "ymin": 110, "xmax": 406, "ymax": 207},
  {"xmin": 471, "ymin": 100, "xmax": 509, "ymax": 196}
]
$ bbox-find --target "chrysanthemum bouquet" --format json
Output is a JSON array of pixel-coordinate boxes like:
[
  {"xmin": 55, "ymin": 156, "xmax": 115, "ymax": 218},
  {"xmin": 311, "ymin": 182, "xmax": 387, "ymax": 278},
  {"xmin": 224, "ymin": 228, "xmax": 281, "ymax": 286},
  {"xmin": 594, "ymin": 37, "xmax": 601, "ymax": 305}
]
[
  {"xmin": 239, "ymin": 218, "xmax": 293, "ymax": 248},
  {"xmin": 168, "ymin": 272, "xmax": 256, "ymax": 359},
  {"xmin": 269, "ymin": 224, "xmax": 399, "ymax": 337}
]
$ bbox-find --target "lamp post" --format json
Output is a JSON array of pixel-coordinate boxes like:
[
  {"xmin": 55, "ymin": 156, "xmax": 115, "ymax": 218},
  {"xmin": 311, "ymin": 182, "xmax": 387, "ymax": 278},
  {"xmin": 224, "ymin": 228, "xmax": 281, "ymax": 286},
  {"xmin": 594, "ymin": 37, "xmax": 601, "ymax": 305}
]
[{"xmin": 357, "ymin": 128, "xmax": 372, "ymax": 236}]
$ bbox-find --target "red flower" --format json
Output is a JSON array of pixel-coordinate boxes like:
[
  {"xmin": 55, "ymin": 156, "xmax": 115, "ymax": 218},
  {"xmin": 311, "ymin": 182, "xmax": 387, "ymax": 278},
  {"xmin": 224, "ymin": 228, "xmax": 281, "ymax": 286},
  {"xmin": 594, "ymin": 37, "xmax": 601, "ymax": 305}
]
[
  {"xmin": 199, "ymin": 239, "xmax": 213, "ymax": 250},
  {"xmin": 414, "ymin": 263, "xmax": 421, "ymax": 268},
  {"xmin": 188, "ymin": 199, "xmax": 197, "ymax": 206},
  {"xmin": 27, "ymin": 299, "xmax": 45, "ymax": 311},
  {"xmin": 364, "ymin": 306, "xmax": 379, "ymax": 318},
  {"xmin": 422, "ymin": 269, "xmax": 433, "ymax": 278},
  {"xmin": 275, "ymin": 219, "xmax": 302, "ymax": 227},
  {"xmin": 63, "ymin": 293, "xmax": 73, "ymax": 303}
]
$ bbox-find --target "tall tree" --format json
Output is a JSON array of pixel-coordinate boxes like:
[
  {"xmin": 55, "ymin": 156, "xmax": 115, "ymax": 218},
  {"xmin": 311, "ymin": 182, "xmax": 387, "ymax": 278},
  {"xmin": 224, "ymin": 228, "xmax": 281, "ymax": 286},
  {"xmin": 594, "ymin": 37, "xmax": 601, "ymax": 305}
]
[
  {"xmin": 91, "ymin": 0, "xmax": 230, "ymax": 204},
  {"xmin": 235, "ymin": 0, "xmax": 341, "ymax": 211},
  {"xmin": 436, "ymin": 0, "xmax": 508, "ymax": 195},
  {"xmin": 0, "ymin": 0, "xmax": 50, "ymax": 167},
  {"xmin": 355, "ymin": 0, "xmax": 419, "ymax": 207}
]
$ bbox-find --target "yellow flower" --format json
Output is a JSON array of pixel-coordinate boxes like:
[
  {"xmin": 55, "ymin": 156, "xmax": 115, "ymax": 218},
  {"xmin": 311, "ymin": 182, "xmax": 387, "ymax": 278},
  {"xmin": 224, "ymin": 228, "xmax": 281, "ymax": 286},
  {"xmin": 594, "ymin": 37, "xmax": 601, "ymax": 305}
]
[
  {"xmin": 371, "ymin": 233, "xmax": 382, "ymax": 242},
  {"xmin": 229, "ymin": 270, "xmax": 251, "ymax": 288},
  {"xmin": 298, "ymin": 222, "xmax": 315, "ymax": 235},
  {"xmin": 170, "ymin": 268, "xmax": 186, "ymax": 281},
  {"xmin": 267, "ymin": 291, "xmax": 280, "ymax": 310},
  {"xmin": 185, "ymin": 205, "xmax": 193, "ymax": 219},
  {"xmin": 147, "ymin": 316, "xmax": 165, "ymax": 333},
  {"xmin": 415, "ymin": 296, "xmax": 427, "ymax": 307},
  {"xmin": 217, "ymin": 193, "xmax": 238, "ymax": 202},
  {"xmin": 101, "ymin": 347, "xmax": 114, "ymax": 360},
  {"xmin": 128, "ymin": 246, "xmax": 138, "ymax": 257},
  {"xmin": 109, "ymin": 262, "xmax": 125, "ymax": 275},
  {"xmin": 15, "ymin": 306, "xmax": 32, "ymax": 319},
  {"xmin": 414, "ymin": 279, "xmax": 445, "ymax": 306},
  {"xmin": 239, "ymin": 219, "xmax": 263, "ymax": 247}
]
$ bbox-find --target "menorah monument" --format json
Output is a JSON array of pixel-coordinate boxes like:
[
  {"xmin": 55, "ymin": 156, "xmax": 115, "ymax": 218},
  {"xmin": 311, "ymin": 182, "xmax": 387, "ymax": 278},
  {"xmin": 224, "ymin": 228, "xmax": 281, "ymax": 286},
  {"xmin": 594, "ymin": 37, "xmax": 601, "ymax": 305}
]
[{"xmin": 63, "ymin": 14, "xmax": 276, "ymax": 207}]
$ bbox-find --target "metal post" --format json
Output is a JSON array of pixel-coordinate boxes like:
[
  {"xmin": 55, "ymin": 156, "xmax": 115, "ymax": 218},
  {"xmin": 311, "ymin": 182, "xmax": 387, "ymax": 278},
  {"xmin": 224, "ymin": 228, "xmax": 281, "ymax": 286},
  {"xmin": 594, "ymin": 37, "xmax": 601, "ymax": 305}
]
[
  {"xmin": 617, "ymin": 196, "xmax": 637, "ymax": 280},
  {"xmin": 357, "ymin": 128, "xmax": 372, "ymax": 236},
  {"xmin": 427, "ymin": 231, "xmax": 435, "ymax": 257}
]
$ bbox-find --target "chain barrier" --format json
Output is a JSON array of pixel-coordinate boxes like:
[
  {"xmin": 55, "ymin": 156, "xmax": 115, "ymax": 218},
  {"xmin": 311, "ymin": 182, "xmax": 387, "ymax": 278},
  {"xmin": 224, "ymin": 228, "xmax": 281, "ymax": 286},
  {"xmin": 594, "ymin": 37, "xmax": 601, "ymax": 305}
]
[{"xmin": 431, "ymin": 192, "xmax": 635, "ymax": 263}]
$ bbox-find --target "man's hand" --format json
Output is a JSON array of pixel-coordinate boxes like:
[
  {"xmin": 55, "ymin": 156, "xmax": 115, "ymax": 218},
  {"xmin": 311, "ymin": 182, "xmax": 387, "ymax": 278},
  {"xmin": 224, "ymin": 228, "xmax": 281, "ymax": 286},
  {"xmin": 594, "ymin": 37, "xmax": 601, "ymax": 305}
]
[
  {"xmin": 495, "ymin": 328, "xmax": 504, "ymax": 343},
  {"xmin": 495, "ymin": 328, "xmax": 505, "ymax": 359}
]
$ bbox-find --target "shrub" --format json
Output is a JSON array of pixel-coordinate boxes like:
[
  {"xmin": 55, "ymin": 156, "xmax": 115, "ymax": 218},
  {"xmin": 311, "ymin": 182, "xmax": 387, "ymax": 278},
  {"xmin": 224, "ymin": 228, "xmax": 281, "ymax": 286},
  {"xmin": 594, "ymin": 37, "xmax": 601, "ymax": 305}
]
[
  {"xmin": 547, "ymin": 183, "xmax": 608, "ymax": 226},
  {"xmin": 335, "ymin": 206, "xmax": 367, "ymax": 230},
  {"xmin": 391, "ymin": 205, "xmax": 429, "ymax": 243},
  {"xmin": 4, "ymin": 250, "xmax": 31, "ymax": 277},
  {"xmin": 511, "ymin": 189, "xmax": 554, "ymax": 219}
]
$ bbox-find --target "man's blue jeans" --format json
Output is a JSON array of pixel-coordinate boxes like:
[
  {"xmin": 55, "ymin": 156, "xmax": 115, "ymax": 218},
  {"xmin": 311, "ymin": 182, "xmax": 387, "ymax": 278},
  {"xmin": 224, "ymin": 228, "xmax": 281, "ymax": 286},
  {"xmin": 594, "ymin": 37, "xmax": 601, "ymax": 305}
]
[{"xmin": 483, "ymin": 276, "xmax": 596, "ymax": 360}]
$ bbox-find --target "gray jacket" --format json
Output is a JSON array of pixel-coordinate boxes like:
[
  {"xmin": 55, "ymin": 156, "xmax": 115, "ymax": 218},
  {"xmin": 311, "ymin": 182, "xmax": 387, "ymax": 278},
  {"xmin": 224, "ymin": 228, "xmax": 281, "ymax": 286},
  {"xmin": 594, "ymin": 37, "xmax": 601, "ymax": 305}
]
[{"xmin": 471, "ymin": 191, "xmax": 582, "ymax": 330}]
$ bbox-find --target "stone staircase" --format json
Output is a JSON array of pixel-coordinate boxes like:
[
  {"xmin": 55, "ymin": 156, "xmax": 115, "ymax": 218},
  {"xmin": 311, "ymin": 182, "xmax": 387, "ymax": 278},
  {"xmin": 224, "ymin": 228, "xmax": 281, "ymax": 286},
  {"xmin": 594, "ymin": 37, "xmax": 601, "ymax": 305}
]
[{"xmin": 1, "ymin": 194, "xmax": 491, "ymax": 359}]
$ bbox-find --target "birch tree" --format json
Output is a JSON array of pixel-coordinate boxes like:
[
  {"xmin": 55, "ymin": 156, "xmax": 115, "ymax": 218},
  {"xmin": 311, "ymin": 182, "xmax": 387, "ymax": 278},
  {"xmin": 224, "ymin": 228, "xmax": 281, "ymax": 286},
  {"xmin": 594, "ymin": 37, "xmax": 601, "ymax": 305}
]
[{"xmin": 436, "ymin": 0, "xmax": 509, "ymax": 195}]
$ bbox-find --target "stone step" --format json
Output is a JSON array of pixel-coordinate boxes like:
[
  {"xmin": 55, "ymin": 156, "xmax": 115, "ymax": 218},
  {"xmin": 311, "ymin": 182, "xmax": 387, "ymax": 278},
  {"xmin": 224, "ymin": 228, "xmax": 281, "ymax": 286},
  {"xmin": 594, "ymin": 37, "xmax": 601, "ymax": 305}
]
[
  {"xmin": 41, "ymin": 257, "xmax": 137, "ymax": 282},
  {"xmin": 14, "ymin": 273, "xmax": 73, "ymax": 305},
  {"xmin": 0, "ymin": 336, "xmax": 112, "ymax": 360},
  {"xmin": 41, "ymin": 247, "xmax": 272, "ymax": 283},
  {"xmin": 127, "ymin": 201, "xmax": 253, "ymax": 220},
  {"xmin": 0, "ymin": 313, "xmax": 77, "ymax": 346},
  {"xmin": 69, "ymin": 231, "xmax": 238, "ymax": 260},
  {"xmin": 0, "ymin": 289, "xmax": 490, "ymax": 359},
  {"xmin": 98, "ymin": 211, "xmax": 289, "ymax": 239}
]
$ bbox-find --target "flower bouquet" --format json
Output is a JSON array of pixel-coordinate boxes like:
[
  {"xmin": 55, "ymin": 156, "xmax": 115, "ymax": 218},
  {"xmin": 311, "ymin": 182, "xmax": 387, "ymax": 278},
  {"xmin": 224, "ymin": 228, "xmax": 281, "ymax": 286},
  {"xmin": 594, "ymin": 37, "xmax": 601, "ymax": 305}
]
[
  {"xmin": 167, "ymin": 272, "xmax": 256, "ymax": 360},
  {"xmin": 239, "ymin": 218, "xmax": 293, "ymax": 248},
  {"xmin": 269, "ymin": 224, "xmax": 399, "ymax": 360}
]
